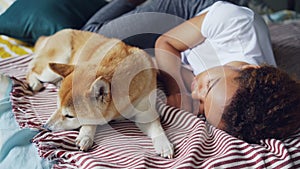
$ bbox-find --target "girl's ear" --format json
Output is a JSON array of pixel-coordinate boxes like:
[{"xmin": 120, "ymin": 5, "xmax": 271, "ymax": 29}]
[{"xmin": 48, "ymin": 63, "xmax": 74, "ymax": 78}]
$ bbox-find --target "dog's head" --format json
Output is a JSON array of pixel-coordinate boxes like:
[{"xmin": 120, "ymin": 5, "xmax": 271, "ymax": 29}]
[{"xmin": 44, "ymin": 63, "xmax": 112, "ymax": 131}]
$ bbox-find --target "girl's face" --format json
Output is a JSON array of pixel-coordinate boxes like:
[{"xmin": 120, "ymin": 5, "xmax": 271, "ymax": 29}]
[{"xmin": 191, "ymin": 65, "xmax": 241, "ymax": 128}]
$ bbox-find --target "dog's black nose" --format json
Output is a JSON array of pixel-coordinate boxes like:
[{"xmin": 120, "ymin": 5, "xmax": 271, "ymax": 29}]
[{"xmin": 42, "ymin": 124, "xmax": 52, "ymax": 131}]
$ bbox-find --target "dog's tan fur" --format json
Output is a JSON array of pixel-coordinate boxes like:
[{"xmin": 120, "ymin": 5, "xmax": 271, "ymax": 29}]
[{"xmin": 26, "ymin": 29, "xmax": 173, "ymax": 158}]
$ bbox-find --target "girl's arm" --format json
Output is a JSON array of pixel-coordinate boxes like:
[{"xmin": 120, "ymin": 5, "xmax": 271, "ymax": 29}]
[{"xmin": 155, "ymin": 14, "xmax": 206, "ymax": 112}]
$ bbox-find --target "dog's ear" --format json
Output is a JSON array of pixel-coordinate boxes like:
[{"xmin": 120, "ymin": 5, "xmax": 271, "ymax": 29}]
[
  {"xmin": 89, "ymin": 76, "xmax": 111, "ymax": 103},
  {"xmin": 49, "ymin": 63, "xmax": 74, "ymax": 78}
]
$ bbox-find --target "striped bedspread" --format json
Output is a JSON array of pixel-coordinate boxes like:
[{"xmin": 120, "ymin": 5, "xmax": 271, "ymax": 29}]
[{"xmin": 1, "ymin": 55, "xmax": 300, "ymax": 169}]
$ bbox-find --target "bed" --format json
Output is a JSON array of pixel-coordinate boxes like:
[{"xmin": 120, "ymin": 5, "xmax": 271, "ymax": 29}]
[{"xmin": 0, "ymin": 1, "xmax": 300, "ymax": 169}]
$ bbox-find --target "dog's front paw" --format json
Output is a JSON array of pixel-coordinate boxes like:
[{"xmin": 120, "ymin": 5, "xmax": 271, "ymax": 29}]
[
  {"xmin": 75, "ymin": 135, "xmax": 94, "ymax": 151},
  {"xmin": 152, "ymin": 134, "xmax": 174, "ymax": 159},
  {"xmin": 27, "ymin": 75, "xmax": 43, "ymax": 91},
  {"xmin": 30, "ymin": 80, "xmax": 43, "ymax": 91}
]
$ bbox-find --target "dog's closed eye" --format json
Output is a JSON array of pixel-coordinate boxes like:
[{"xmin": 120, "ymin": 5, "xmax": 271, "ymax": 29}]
[{"xmin": 65, "ymin": 114, "xmax": 74, "ymax": 118}]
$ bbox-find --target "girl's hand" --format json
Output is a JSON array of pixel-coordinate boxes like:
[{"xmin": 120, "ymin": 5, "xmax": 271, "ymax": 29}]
[{"xmin": 167, "ymin": 93, "xmax": 200, "ymax": 115}]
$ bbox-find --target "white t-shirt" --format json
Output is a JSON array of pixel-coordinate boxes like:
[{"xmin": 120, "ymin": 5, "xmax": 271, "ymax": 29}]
[{"xmin": 181, "ymin": 1, "xmax": 276, "ymax": 75}]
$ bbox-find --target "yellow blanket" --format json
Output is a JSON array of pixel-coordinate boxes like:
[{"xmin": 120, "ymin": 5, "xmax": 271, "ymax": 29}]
[{"xmin": 0, "ymin": 35, "xmax": 33, "ymax": 60}]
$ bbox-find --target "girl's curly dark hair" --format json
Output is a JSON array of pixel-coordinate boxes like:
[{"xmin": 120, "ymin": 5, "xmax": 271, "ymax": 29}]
[{"xmin": 222, "ymin": 65, "xmax": 300, "ymax": 144}]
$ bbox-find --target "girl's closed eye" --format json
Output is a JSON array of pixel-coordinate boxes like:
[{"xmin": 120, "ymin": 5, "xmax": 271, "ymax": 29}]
[{"xmin": 206, "ymin": 78, "xmax": 220, "ymax": 97}]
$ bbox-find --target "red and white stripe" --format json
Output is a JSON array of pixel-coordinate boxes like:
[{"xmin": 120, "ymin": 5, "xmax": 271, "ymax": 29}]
[{"xmin": 2, "ymin": 55, "xmax": 300, "ymax": 168}]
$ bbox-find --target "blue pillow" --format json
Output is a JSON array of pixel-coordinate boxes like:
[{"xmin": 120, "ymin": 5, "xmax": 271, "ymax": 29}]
[{"xmin": 0, "ymin": 0, "xmax": 108, "ymax": 44}]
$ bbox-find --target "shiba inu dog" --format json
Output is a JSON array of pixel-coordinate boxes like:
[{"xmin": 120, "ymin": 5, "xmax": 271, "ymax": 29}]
[{"xmin": 26, "ymin": 29, "xmax": 174, "ymax": 158}]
